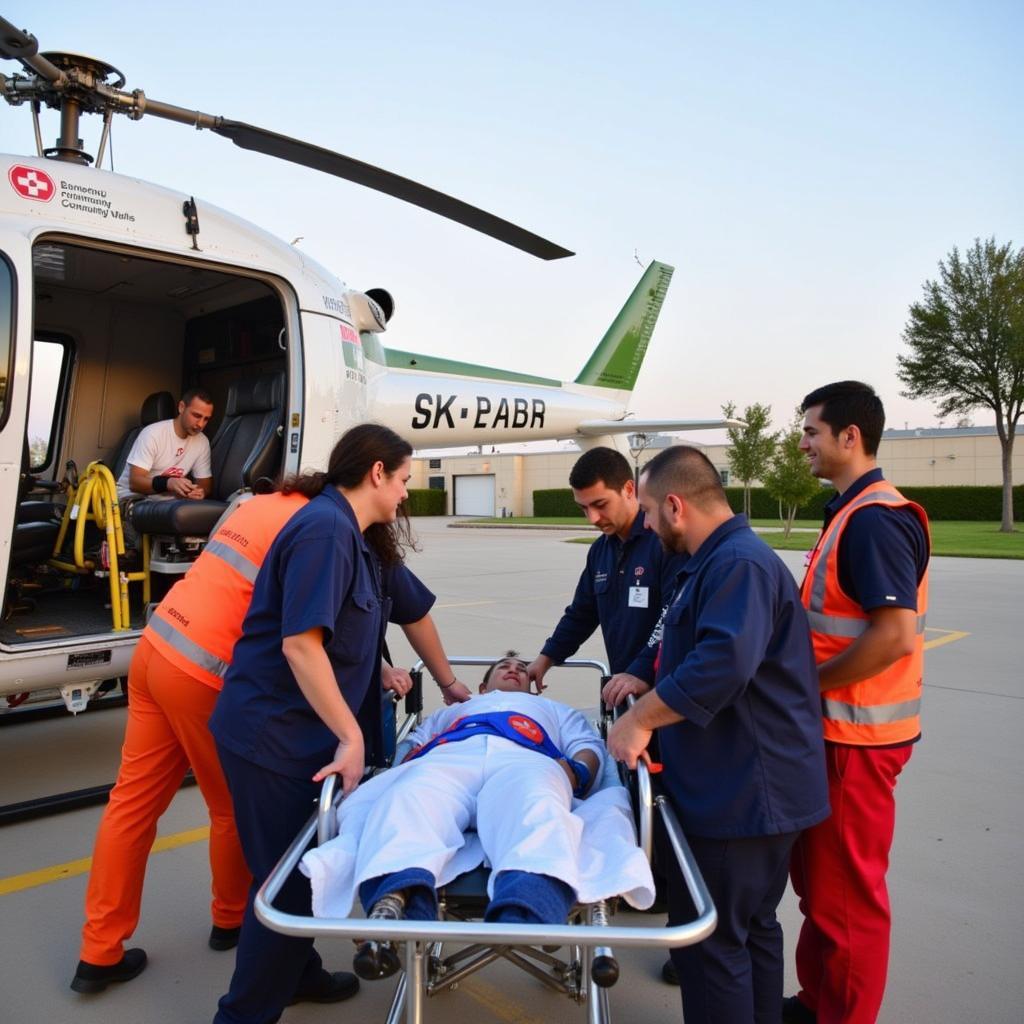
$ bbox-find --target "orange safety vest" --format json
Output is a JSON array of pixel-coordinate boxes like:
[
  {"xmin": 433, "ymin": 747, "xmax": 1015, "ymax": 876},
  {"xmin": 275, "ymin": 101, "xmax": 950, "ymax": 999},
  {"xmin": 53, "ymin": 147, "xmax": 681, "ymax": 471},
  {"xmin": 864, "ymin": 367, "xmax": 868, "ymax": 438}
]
[
  {"xmin": 144, "ymin": 492, "xmax": 309, "ymax": 689},
  {"xmin": 800, "ymin": 479, "xmax": 930, "ymax": 746}
]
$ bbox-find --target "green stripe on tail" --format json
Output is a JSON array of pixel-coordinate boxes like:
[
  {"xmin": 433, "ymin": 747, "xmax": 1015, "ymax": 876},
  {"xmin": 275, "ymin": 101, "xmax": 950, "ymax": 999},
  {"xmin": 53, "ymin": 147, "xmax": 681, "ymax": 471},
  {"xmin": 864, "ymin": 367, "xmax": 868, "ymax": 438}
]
[{"xmin": 574, "ymin": 261, "xmax": 674, "ymax": 390}]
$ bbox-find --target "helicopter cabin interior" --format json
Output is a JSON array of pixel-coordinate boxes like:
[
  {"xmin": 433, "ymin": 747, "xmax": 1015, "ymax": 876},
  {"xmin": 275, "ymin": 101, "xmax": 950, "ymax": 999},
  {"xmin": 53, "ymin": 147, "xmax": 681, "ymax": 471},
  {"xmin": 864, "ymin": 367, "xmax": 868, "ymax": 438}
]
[{"xmin": 2, "ymin": 238, "xmax": 290, "ymax": 646}]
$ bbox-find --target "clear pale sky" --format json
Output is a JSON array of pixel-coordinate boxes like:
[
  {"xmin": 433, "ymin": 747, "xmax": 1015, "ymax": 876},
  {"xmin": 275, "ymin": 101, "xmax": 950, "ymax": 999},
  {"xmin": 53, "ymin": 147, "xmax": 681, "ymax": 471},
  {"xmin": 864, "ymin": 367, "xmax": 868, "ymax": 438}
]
[{"xmin": 3, "ymin": 1, "xmax": 1022, "ymax": 442}]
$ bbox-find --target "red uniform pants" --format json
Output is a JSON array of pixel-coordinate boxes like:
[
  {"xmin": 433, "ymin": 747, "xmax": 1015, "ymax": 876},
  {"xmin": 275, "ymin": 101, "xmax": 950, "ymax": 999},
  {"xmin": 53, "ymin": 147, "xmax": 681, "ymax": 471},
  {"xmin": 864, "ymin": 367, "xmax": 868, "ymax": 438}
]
[
  {"xmin": 789, "ymin": 742, "xmax": 912, "ymax": 1024},
  {"xmin": 80, "ymin": 636, "xmax": 250, "ymax": 965}
]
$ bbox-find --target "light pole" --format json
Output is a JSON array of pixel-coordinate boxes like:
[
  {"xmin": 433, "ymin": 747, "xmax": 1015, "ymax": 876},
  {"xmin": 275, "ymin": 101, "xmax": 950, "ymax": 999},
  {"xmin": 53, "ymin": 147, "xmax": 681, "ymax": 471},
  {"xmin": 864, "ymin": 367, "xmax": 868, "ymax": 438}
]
[{"xmin": 627, "ymin": 432, "xmax": 651, "ymax": 485}]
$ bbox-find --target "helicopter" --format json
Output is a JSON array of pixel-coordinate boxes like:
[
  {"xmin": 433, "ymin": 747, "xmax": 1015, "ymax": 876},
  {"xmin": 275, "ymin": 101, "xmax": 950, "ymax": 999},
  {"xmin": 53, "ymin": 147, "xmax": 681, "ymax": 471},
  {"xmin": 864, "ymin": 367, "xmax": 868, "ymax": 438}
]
[{"xmin": 0, "ymin": 17, "xmax": 739, "ymax": 714}]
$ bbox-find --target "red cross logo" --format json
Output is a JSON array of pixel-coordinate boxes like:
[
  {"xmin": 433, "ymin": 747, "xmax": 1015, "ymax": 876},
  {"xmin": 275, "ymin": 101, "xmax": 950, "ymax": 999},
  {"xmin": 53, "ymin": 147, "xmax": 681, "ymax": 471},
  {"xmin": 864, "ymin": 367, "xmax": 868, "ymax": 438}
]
[{"xmin": 8, "ymin": 165, "xmax": 56, "ymax": 203}]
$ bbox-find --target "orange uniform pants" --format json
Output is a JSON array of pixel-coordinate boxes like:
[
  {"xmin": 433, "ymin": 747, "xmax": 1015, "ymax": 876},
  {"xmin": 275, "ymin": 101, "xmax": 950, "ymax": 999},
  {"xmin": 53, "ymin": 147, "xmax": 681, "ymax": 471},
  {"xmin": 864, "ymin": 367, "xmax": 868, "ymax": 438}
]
[{"xmin": 80, "ymin": 636, "xmax": 250, "ymax": 965}]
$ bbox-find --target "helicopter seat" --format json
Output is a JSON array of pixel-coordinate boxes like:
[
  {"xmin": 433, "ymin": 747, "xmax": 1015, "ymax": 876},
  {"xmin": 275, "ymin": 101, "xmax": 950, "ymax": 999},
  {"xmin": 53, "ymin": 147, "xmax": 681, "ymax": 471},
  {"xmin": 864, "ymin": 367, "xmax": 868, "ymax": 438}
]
[
  {"xmin": 107, "ymin": 390, "xmax": 177, "ymax": 483},
  {"xmin": 130, "ymin": 374, "xmax": 285, "ymax": 549},
  {"xmin": 10, "ymin": 444, "xmax": 63, "ymax": 569},
  {"xmin": 10, "ymin": 520, "xmax": 61, "ymax": 569}
]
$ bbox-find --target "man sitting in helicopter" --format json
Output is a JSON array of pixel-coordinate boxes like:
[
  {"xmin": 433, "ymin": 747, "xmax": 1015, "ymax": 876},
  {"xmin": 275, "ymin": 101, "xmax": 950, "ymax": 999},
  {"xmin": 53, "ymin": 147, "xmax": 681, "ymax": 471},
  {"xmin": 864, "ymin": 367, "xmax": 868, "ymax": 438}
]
[
  {"xmin": 116, "ymin": 387, "xmax": 215, "ymax": 507},
  {"xmin": 299, "ymin": 652, "xmax": 655, "ymax": 980}
]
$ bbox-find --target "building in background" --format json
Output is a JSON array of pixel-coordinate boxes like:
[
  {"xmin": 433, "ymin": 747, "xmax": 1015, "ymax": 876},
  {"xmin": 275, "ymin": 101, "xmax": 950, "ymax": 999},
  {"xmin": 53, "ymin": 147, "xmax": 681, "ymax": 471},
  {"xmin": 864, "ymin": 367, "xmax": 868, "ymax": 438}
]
[{"xmin": 411, "ymin": 426, "xmax": 1021, "ymax": 517}]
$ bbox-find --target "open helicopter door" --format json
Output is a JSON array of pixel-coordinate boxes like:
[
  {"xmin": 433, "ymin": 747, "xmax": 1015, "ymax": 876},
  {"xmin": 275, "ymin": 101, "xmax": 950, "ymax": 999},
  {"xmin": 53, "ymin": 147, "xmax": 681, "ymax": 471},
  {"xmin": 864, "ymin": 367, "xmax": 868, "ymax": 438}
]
[
  {"xmin": 0, "ymin": 228, "xmax": 303, "ymax": 711},
  {"xmin": 0, "ymin": 231, "xmax": 31, "ymax": 610}
]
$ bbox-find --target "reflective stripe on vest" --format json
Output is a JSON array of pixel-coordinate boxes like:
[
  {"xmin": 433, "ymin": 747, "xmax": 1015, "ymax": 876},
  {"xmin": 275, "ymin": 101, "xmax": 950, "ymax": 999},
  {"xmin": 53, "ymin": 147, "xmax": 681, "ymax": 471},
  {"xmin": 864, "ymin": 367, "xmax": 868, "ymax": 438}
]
[
  {"xmin": 800, "ymin": 481, "xmax": 929, "ymax": 745},
  {"xmin": 204, "ymin": 539, "xmax": 260, "ymax": 583},
  {"xmin": 806, "ymin": 610, "xmax": 927, "ymax": 638},
  {"xmin": 822, "ymin": 695, "xmax": 921, "ymax": 726},
  {"xmin": 806, "ymin": 490, "xmax": 908, "ymax": 618},
  {"xmin": 147, "ymin": 612, "xmax": 229, "ymax": 679},
  {"xmin": 143, "ymin": 492, "xmax": 309, "ymax": 688}
]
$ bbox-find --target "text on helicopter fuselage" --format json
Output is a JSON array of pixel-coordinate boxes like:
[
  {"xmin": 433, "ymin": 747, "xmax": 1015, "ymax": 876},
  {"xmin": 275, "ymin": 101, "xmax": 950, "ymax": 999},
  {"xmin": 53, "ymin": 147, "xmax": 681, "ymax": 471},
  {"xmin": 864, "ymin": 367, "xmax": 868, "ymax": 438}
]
[{"xmin": 411, "ymin": 393, "xmax": 546, "ymax": 430}]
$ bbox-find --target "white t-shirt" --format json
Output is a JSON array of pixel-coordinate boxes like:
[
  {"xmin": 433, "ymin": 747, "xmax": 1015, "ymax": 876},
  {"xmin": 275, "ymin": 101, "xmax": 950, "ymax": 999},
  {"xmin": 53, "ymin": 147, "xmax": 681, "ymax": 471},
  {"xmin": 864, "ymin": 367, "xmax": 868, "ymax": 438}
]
[{"xmin": 116, "ymin": 418, "xmax": 213, "ymax": 501}]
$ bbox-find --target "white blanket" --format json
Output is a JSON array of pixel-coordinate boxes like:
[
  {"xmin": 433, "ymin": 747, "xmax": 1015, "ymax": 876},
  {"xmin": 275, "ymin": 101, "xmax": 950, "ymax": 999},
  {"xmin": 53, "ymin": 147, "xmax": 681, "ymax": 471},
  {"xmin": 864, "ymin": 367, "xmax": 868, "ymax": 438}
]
[{"xmin": 301, "ymin": 698, "xmax": 654, "ymax": 918}]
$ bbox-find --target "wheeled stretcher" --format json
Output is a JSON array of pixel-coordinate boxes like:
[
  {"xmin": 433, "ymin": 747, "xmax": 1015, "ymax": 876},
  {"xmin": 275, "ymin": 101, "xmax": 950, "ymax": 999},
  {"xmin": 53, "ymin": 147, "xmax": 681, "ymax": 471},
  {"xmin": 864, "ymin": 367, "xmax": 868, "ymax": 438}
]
[{"xmin": 255, "ymin": 657, "xmax": 717, "ymax": 1024}]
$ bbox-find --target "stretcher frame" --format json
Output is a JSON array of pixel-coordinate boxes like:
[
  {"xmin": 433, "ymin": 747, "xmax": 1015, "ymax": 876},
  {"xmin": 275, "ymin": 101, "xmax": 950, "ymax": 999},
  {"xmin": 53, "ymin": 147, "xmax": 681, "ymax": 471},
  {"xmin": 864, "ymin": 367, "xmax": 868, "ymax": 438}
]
[{"xmin": 255, "ymin": 657, "xmax": 717, "ymax": 1024}]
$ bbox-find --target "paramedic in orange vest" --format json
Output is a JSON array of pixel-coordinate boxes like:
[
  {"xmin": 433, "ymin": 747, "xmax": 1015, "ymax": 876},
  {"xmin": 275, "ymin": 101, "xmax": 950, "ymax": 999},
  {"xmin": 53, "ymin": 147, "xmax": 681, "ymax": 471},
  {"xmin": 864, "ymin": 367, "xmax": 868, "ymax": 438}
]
[
  {"xmin": 784, "ymin": 381, "xmax": 930, "ymax": 1024},
  {"xmin": 71, "ymin": 489, "xmax": 470, "ymax": 995}
]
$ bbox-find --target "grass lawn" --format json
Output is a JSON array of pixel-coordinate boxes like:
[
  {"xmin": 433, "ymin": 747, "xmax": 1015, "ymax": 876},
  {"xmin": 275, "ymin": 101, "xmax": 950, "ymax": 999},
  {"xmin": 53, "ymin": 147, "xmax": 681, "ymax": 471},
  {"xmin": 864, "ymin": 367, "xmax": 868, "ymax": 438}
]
[{"xmin": 564, "ymin": 520, "xmax": 1023, "ymax": 559}]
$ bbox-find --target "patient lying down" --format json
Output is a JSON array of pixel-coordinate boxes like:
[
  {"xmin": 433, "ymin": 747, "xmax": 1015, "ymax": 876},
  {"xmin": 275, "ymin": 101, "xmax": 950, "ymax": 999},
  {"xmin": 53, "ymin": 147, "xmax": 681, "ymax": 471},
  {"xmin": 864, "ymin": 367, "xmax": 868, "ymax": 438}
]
[{"xmin": 299, "ymin": 653, "xmax": 655, "ymax": 980}]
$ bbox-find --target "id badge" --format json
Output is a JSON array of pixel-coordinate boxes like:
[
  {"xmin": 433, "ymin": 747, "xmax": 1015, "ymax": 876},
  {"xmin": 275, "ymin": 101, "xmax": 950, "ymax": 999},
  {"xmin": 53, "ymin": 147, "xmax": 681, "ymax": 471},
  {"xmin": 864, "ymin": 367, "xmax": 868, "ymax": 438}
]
[{"xmin": 628, "ymin": 586, "xmax": 649, "ymax": 609}]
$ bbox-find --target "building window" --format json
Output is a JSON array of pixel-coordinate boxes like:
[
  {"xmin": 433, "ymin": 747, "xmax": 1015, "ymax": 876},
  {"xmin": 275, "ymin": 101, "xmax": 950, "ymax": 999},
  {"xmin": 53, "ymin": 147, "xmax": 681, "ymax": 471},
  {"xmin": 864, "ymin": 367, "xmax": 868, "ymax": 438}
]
[
  {"xmin": 428, "ymin": 475, "xmax": 445, "ymax": 490},
  {"xmin": 718, "ymin": 468, "xmax": 730, "ymax": 486},
  {"xmin": 428, "ymin": 458, "xmax": 442, "ymax": 469}
]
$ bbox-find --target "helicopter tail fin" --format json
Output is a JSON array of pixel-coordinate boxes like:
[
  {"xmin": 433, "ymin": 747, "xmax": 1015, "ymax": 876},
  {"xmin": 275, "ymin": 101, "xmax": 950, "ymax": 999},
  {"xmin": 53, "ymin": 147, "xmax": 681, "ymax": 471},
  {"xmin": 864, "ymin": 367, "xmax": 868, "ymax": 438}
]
[{"xmin": 573, "ymin": 260, "xmax": 674, "ymax": 392}]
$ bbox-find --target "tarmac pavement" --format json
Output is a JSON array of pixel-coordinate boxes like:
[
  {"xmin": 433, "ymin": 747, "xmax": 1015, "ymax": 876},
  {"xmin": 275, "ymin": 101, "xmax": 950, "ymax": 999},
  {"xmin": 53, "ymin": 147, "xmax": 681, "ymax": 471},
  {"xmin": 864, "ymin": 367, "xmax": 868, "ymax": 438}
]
[{"xmin": 1, "ymin": 517, "xmax": 1021, "ymax": 1022}]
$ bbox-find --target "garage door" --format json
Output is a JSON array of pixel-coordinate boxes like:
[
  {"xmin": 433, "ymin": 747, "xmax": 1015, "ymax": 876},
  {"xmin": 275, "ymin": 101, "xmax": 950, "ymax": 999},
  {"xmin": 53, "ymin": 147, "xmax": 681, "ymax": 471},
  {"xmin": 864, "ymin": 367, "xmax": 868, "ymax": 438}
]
[{"xmin": 453, "ymin": 474, "xmax": 495, "ymax": 516}]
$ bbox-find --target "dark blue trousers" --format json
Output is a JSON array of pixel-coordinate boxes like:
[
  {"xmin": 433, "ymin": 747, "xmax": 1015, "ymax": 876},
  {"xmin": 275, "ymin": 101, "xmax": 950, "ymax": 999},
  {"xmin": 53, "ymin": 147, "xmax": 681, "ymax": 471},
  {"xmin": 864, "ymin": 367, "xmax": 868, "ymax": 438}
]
[
  {"xmin": 667, "ymin": 831, "xmax": 798, "ymax": 1024},
  {"xmin": 213, "ymin": 745, "xmax": 327, "ymax": 1024},
  {"xmin": 360, "ymin": 867, "xmax": 575, "ymax": 924}
]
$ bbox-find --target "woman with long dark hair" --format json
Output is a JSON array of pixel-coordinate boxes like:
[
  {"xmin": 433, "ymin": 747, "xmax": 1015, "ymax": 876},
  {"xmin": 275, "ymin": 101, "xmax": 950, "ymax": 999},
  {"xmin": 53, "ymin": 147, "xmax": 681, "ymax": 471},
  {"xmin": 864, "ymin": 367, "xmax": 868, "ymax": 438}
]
[{"xmin": 209, "ymin": 423, "xmax": 427, "ymax": 1024}]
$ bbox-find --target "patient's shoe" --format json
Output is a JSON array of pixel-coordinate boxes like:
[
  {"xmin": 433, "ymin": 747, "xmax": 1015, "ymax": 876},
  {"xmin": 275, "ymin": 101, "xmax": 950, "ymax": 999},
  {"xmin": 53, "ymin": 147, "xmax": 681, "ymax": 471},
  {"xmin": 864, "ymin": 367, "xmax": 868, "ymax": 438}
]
[
  {"xmin": 70, "ymin": 948, "xmax": 148, "ymax": 993},
  {"xmin": 353, "ymin": 892, "xmax": 406, "ymax": 980}
]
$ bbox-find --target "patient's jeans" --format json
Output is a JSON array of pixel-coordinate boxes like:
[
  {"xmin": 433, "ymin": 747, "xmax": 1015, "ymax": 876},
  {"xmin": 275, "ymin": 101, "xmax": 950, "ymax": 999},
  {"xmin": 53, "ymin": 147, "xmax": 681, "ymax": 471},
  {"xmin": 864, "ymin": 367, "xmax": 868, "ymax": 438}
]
[
  {"xmin": 361, "ymin": 868, "xmax": 574, "ymax": 925},
  {"xmin": 360, "ymin": 869, "xmax": 438, "ymax": 920},
  {"xmin": 487, "ymin": 869, "xmax": 575, "ymax": 924}
]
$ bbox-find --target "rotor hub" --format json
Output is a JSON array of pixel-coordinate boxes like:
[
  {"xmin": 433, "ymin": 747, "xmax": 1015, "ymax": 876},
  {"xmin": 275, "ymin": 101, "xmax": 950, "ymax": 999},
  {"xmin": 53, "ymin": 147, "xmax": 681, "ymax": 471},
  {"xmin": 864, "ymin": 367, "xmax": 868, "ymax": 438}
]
[{"xmin": 37, "ymin": 51, "xmax": 126, "ymax": 112}]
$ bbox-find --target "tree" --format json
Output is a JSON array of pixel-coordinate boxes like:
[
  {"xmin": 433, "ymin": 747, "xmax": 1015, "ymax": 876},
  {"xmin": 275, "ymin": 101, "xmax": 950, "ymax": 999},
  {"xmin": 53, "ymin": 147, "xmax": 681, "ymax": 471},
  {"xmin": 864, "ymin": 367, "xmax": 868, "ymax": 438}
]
[
  {"xmin": 763, "ymin": 413, "xmax": 821, "ymax": 537},
  {"xmin": 898, "ymin": 238, "xmax": 1024, "ymax": 532},
  {"xmin": 28, "ymin": 435, "xmax": 48, "ymax": 467},
  {"xmin": 722, "ymin": 402, "xmax": 778, "ymax": 519}
]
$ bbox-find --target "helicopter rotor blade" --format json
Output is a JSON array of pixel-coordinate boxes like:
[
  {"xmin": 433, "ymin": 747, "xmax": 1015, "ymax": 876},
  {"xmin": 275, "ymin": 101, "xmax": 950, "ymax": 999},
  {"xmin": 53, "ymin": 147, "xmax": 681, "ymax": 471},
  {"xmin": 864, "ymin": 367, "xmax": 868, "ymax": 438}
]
[
  {"xmin": 212, "ymin": 119, "xmax": 573, "ymax": 261},
  {"xmin": 0, "ymin": 17, "xmax": 65, "ymax": 83},
  {"xmin": 1, "ymin": 20, "xmax": 572, "ymax": 260}
]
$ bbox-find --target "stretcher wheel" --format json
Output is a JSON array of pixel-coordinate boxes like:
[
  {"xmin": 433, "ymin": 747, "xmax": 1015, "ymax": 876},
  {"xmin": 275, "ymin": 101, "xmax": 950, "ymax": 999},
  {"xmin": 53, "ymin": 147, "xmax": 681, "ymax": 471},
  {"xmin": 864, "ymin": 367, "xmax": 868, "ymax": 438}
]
[{"xmin": 591, "ymin": 954, "xmax": 619, "ymax": 987}]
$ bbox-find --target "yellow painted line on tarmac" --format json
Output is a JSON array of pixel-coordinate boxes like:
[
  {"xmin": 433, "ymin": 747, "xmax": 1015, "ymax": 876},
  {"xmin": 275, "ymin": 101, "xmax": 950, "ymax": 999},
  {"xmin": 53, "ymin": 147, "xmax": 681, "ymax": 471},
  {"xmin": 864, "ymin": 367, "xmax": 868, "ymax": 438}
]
[
  {"xmin": 0, "ymin": 826, "xmax": 210, "ymax": 897},
  {"xmin": 924, "ymin": 628, "xmax": 971, "ymax": 651},
  {"xmin": 461, "ymin": 978, "xmax": 549, "ymax": 1024}
]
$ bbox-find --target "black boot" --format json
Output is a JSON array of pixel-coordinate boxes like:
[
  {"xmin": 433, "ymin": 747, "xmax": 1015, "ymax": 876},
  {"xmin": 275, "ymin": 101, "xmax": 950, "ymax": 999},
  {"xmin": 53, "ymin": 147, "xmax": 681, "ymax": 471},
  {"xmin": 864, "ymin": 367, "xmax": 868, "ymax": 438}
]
[
  {"xmin": 288, "ymin": 970, "xmax": 360, "ymax": 1005},
  {"xmin": 208, "ymin": 925, "xmax": 241, "ymax": 951},
  {"xmin": 353, "ymin": 892, "xmax": 406, "ymax": 980},
  {"xmin": 70, "ymin": 948, "xmax": 148, "ymax": 993}
]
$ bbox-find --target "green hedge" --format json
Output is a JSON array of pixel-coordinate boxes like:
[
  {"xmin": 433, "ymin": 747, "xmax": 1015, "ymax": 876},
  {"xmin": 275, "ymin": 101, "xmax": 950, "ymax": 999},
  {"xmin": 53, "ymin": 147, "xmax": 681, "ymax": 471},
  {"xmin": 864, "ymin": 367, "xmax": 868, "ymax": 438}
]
[
  {"xmin": 404, "ymin": 488, "xmax": 447, "ymax": 516},
  {"xmin": 533, "ymin": 488, "xmax": 583, "ymax": 517},
  {"xmin": 726, "ymin": 485, "xmax": 1023, "ymax": 522},
  {"xmin": 725, "ymin": 487, "xmax": 833, "ymax": 519},
  {"xmin": 535, "ymin": 485, "xmax": 1023, "ymax": 522},
  {"xmin": 896, "ymin": 486, "xmax": 1023, "ymax": 521}
]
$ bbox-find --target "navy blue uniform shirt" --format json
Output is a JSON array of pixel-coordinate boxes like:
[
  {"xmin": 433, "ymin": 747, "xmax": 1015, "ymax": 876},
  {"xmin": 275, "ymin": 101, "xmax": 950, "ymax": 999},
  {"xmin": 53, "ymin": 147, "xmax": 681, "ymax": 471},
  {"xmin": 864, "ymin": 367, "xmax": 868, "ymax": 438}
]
[
  {"xmin": 656, "ymin": 515, "xmax": 829, "ymax": 838},
  {"xmin": 542, "ymin": 510, "xmax": 681, "ymax": 678},
  {"xmin": 384, "ymin": 563, "xmax": 435, "ymax": 624},
  {"xmin": 822, "ymin": 468, "xmax": 930, "ymax": 612},
  {"xmin": 212, "ymin": 488, "xmax": 393, "ymax": 778}
]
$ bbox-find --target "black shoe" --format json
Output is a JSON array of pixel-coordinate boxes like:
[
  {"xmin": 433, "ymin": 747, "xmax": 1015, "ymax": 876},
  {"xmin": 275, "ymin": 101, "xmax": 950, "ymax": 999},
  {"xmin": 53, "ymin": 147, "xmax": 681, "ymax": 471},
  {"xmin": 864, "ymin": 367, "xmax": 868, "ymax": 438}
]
[
  {"xmin": 208, "ymin": 925, "xmax": 241, "ymax": 951},
  {"xmin": 70, "ymin": 948, "xmax": 148, "ymax": 993},
  {"xmin": 661, "ymin": 957, "xmax": 679, "ymax": 985},
  {"xmin": 288, "ymin": 970, "xmax": 360, "ymax": 1005},
  {"xmin": 782, "ymin": 995, "xmax": 817, "ymax": 1023},
  {"xmin": 353, "ymin": 891, "xmax": 405, "ymax": 981}
]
